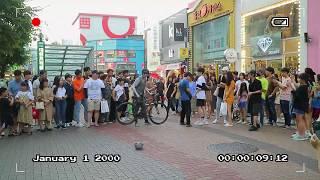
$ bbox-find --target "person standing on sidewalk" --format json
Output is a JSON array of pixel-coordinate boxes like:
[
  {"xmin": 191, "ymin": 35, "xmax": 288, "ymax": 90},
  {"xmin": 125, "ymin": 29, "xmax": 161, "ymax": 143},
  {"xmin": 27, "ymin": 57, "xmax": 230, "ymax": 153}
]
[
  {"xmin": 36, "ymin": 79, "xmax": 54, "ymax": 131},
  {"xmin": 256, "ymin": 69, "xmax": 268, "ymax": 127},
  {"xmin": 213, "ymin": 67, "xmax": 228, "ymax": 124},
  {"xmin": 84, "ymin": 70, "xmax": 105, "ymax": 127},
  {"xmin": 194, "ymin": 67, "xmax": 208, "ymax": 126},
  {"xmin": 224, "ymin": 71, "xmax": 235, "ymax": 127},
  {"xmin": 100, "ymin": 74, "xmax": 112, "ymax": 124},
  {"xmin": 64, "ymin": 74, "xmax": 74, "ymax": 126},
  {"xmin": 53, "ymin": 77, "xmax": 67, "ymax": 129},
  {"xmin": 277, "ymin": 68, "xmax": 293, "ymax": 129},
  {"xmin": 248, "ymin": 70, "xmax": 262, "ymax": 131},
  {"xmin": 265, "ymin": 67, "xmax": 279, "ymax": 126},
  {"xmin": 73, "ymin": 70, "xmax": 87, "ymax": 127},
  {"xmin": 179, "ymin": 72, "xmax": 193, "ymax": 127}
]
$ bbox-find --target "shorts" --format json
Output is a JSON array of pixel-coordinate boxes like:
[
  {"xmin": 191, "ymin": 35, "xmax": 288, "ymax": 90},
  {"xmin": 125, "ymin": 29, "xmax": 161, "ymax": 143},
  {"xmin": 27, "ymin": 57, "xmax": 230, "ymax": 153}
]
[
  {"xmin": 196, "ymin": 99, "xmax": 206, "ymax": 107},
  {"xmin": 250, "ymin": 103, "xmax": 261, "ymax": 116},
  {"xmin": 292, "ymin": 108, "xmax": 305, "ymax": 115},
  {"xmin": 238, "ymin": 101, "xmax": 247, "ymax": 109},
  {"xmin": 88, "ymin": 99, "xmax": 101, "ymax": 112}
]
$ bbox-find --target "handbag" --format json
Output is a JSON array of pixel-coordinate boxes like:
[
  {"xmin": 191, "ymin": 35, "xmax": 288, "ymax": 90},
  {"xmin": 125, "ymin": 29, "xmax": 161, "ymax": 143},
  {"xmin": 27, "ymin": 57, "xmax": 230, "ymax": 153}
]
[
  {"xmin": 220, "ymin": 102, "xmax": 228, "ymax": 116},
  {"xmin": 101, "ymin": 100, "xmax": 110, "ymax": 113},
  {"xmin": 35, "ymin": 102, "xmax": 44, "ymax": 110},
  {"xmin": 214, "ymin": 87, "xmax": 219, "ymax": 97}
]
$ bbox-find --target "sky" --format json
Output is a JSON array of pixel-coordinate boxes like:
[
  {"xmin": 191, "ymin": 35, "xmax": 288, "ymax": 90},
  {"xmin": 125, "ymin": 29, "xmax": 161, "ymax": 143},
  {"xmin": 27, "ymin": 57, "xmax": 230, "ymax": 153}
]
[{"xmin": 26, "ymin": 0, "xmax": 192, "ymax": 45}]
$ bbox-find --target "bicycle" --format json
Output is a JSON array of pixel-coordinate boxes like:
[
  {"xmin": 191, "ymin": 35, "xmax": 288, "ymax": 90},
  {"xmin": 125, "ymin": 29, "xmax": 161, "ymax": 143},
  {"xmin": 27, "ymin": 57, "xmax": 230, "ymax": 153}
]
[{"xmin": 116, "ymin": 93, "xmax": 169, "ymax": 125}]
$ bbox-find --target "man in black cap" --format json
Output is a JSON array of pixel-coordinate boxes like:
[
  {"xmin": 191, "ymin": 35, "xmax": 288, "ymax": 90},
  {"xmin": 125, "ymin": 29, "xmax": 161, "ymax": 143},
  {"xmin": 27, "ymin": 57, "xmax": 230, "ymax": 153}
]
[{"xmin": 248, "ymin": 70, "xmax": 262, "ymax": 131}]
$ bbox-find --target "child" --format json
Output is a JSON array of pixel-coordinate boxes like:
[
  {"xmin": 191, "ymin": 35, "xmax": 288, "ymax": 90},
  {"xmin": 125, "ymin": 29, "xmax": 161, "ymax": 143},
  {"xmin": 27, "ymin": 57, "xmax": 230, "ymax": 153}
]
[
  {"xmin": 113, "ymin": 78, "xmax": 126, "ymax": 120},
  {"xmin": 292, "ymin": 73, "xmax": 309, "ymax": 141},
  {"xmin": 238, "ymin": 82, "xmax": 248, "ymax": 124},
  {"xmin": 15, "ymin": 82, "xmax": 34, "ymax": 135},
  {"xmin": 37, "ymin": 79, "xmax": 54, "ymax": 131},
  {"xmin": 53, "ymin": 77, "xmax": 67, "ymax": 129},
  {"xmin": 0, "ymin": 87, "xmax": 15, "ymax": 138}
]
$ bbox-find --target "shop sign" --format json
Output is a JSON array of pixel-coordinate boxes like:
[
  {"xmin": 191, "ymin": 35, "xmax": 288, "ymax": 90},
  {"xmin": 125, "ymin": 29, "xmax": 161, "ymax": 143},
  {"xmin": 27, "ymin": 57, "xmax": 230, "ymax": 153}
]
[
  {"xmin": 180, "ymin": 48, "xmax": 189, "ymax": 59},
  {"xmin": 188, "ymin": 0, "xmax": 234, "ymax": 27},
  {"xmin": 166, "ymin": 63, "xmax": 181, "ymax": 70},
  {"xmin": 250, "ymin": 32, "xmax": 281, "ymax": 57},
  {"xmin": 37, "ymin": 41, "xmax": 45, "ymax": 71},
  {"xmin": 174, "ymin": 23, "xmax": 185, "ymax": 41}
]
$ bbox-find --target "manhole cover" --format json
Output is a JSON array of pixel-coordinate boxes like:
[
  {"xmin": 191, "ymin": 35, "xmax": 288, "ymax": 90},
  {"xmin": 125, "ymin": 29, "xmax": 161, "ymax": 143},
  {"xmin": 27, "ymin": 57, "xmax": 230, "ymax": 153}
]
[{"xmin": 208, "ymin": 142, "xmax": 258, "ymax": 154}]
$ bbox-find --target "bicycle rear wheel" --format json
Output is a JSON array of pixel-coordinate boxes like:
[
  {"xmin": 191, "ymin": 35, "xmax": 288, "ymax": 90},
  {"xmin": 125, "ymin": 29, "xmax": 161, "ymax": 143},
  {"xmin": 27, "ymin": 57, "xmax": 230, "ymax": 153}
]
[
  {"xmin": 116, "ymin": 102, "xmax": 135, "ymax": 125},
  {"xmin": 148, "ymin": 103, "xmax": 169, "ymax": 125}
]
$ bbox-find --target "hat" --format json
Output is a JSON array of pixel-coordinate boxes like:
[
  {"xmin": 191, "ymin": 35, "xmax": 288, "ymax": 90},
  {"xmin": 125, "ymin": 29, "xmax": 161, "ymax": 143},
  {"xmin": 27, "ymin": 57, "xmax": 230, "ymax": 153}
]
[{"xmin": 222, "ymin": 67, "xmax": 229, "ymax": 71}]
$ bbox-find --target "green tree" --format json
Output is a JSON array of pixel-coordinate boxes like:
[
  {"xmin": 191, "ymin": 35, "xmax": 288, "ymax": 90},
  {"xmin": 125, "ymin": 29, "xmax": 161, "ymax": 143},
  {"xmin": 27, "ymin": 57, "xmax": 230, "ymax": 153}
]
[{"xmin": 0, "ymin": 0, "xmax": 35, "ymax": 75}]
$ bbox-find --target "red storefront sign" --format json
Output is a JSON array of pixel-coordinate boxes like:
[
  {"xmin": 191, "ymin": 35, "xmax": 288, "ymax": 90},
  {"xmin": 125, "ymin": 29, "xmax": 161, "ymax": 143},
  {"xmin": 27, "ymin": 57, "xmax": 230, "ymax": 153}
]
[{"xmin": 194, "ymin": 2, "xmax": 223, "ymax": 20}]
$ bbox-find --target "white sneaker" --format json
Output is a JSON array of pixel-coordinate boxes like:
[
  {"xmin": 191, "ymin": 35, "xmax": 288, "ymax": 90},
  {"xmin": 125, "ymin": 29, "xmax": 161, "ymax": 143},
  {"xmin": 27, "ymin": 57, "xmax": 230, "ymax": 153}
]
[
  {"xmin": 212, "ymin": 119, "xmax": 218, "ymax": 124},
  {"xmin": 224, "ymin": 123, "xmax": 233, "ymax": 127},
  {"xmin": 203, "ymin": 119, "xmax": 209, "ymax": 125},
  {"xmin": 76, "ymin": 123, "xmax": 84, "ymax": 128},
  {"xmin": 224, "ymin": 120, "xmax": 227, "ymax": 124},
  {"xmin": 198, "ymin": 120, "xmax": 204, "ymax": 126}
]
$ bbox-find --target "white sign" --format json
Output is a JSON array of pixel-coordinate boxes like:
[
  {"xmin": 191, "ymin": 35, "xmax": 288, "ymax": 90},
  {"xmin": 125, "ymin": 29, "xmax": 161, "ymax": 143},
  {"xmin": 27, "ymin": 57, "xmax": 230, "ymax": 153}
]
[
  {"xmin": 168, "ymin": 49, "xmax": 174, "ymax": 58},
  {"xmin": 257, "ymin": 37, "xmax": 273, "ymax": 53},
  {"xmin": 38, "ymin": 48, "xmax": 44, "ymax": 70},
  {"xmin": 224, "ymin": 48, "xmax": 238, "ymax": 63},
  {"xmin": 169, "ymin": 25, "xmax": 174, "ymax": 39}
]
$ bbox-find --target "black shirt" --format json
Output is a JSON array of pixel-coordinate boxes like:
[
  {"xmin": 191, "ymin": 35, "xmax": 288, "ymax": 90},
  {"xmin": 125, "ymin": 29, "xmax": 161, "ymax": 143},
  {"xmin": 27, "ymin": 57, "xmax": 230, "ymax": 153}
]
[
  {"xmin": 218, "ymin": 75, "xmax": 226, "ymax": 98},
  {"xmin": 0, "ymin": 97, "xmax": 12, "ymax": 123},
  {"xmin": 249, "ymin": 79, "xmax": 262, "ymax": 104},
  {"xmin": 156, "ymin": 81, "xmax": 165, "ymax": 95},
  {"xmin": 293, "ymin": 84, "xmax": 309, "ymax": 112},
  {"xmin": 166, "ymin": 82, "xmax": 175, "ymax": 98},
  {"xmin": 64, "ymin": 83, "xmax": 74, "ymax": 99}
]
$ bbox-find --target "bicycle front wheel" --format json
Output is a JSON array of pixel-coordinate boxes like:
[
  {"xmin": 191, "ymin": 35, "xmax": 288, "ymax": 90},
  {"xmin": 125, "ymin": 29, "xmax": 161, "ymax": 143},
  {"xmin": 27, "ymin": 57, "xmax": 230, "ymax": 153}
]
[
  {"xmin": 116, "ymin": 102, "xmax": 135, "ymax": 125},
  {"xmin": 148, "ymin": 103, "xmax": 169, "ymax": 125}
]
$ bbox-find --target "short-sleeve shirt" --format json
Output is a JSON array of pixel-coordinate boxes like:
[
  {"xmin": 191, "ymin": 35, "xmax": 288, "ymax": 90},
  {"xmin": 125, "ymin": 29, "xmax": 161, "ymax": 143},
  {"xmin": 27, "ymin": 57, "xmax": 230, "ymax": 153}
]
[
  {"xmin": 73, "ymin": 78, "xmax": 85, "ymax": 101},
  {"xmin": 8, "ymin": 80, "xmax": 22, "ymax": 97},
  {"xmin": 235, "ymin": 80, "xmax": 249, "ymax": 96},
  {"xmin": 114, "ymin": 84, "xmax": 125, "ymax": 101},
  {"xmin": 196, "ymin": 75, "xmax": 206, "ymax": 100},
  {"xmin": 280, "ymin": 77, "xmax": 292, "ymax": 101},
  {"xmin": 84, "ymin": 78, "xmax": 105, "ymax": 100},
  {"xmin": 256, "ymin": 77, "xmax": 269, "ymax": 100},
  {"xmin": 218, "ymin": 75, "xmax": 226, "ymax": 98},
  {"xmin": 179, "ymin": 79, "xmax": 191, "ymax": 101},
  {"xmin": 249, "ymin": 79, "xmax": 262, "ymax": 104},
  {"xmin": 189, "ymin": 81, "xmax": 197, "ymax": 97}
]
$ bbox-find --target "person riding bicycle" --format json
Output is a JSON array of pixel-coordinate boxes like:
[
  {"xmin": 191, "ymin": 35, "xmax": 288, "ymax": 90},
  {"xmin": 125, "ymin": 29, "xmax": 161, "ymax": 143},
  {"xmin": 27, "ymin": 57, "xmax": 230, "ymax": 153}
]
[{"xmin": 131, "ymin": 69, "xmax": 150, "ymax": 125}]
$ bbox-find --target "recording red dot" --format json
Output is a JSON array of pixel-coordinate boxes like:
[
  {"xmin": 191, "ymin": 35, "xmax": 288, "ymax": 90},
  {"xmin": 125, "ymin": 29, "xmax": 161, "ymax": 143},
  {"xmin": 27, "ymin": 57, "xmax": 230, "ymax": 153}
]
[{"xmin": 32, "ymin": 18, "xmax": 41, "ymax": 27}]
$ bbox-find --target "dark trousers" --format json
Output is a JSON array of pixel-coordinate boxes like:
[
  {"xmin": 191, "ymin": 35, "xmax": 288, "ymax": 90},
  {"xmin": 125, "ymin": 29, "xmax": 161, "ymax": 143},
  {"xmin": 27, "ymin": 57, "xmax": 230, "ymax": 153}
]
[
  {"xmin": 180, "ymin": 100, "xmax": 191, "ymax": 125},
  {"xmin": 65, "ymin": 97, "xmax": 74, "ymax": 123},
  {"xmin": 55, "ymin": 100, "xmax": 66, "ymax": 126},
  {"xmin": 167, "ymin": 97, "xmax": 176, "ymax": 112},
  {"xmin": 259, "ymin": 100, "xmax": 265, "ymax": 126},
  {"xmin": 280, "ymin": 100, "xmax": 291, "ymax": 126},
  {"xmin": 109, "ymin": 99, "xmax": 116, "ymax": 121},
  {"xmin": 133, "ymin": 97, "xmax": 148, "ymax": 123},
  {"xmin": 266, "ymin": 96, "xmax": 277, "ymax": 124}
]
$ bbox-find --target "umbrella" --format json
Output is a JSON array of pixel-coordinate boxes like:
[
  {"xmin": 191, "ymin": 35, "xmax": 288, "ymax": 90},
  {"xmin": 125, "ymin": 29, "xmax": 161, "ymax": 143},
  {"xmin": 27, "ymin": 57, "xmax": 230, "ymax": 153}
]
[{"xmin": 150, "ymin": 72, "xmax": 160, "ymax": 79}]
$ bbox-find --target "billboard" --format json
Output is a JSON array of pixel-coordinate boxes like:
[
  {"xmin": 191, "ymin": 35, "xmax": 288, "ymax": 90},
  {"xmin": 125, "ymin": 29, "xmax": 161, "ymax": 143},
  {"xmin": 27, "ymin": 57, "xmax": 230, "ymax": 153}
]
[
  {"xmin": 174, "ymin": 23, "xmax": 185, "ymax": 41},
  {"xmin": 250, "ymin": 32, "xmax": 282, "ymax": 57}
]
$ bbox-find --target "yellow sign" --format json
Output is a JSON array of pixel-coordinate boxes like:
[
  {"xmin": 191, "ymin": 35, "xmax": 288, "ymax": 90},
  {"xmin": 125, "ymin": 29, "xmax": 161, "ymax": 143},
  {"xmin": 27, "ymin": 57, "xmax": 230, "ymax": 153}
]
[
  {"xmin": 188, "ymin": 0, "xmax": 235, "ymax": 27},
  {"xmin": 180, "ymin": 48, "xmax": 189, "ymax": 59}
]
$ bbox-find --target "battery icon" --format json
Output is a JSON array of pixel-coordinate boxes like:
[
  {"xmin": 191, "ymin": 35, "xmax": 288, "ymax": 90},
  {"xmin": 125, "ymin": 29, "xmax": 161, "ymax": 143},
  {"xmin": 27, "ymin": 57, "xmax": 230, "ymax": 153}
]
[{"xmin": 271, "ymin": 17, "xmax": 289, "ymax": 27}]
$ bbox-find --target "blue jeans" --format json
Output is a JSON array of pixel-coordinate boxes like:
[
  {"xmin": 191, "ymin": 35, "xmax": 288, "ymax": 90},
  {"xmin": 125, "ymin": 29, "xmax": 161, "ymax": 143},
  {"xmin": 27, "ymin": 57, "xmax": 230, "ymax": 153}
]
[
  {"xmin": 259, "ymin": 100, "xmax": 265, "ymax": 126},
  {"xmin": 74, "ymin": 99, "xmax": 88, "ymax": 123},
  {"xmin": 55, "ymin": 99, "xmax": 67, "ymax": 126},
  {"xmin": 267, "ymin": 96, "xmax": 277, "ymax": 124},
  {"xmin": 280, "ymin": 100, "xmax": 291, "ymax": 126}
]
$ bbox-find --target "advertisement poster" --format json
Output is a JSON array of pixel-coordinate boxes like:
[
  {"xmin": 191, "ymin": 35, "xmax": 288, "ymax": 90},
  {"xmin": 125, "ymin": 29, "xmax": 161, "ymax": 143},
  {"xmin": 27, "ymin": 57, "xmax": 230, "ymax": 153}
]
[{"xmin": 174, "ymin": 23, "xmax": 185, "ymax": 41}]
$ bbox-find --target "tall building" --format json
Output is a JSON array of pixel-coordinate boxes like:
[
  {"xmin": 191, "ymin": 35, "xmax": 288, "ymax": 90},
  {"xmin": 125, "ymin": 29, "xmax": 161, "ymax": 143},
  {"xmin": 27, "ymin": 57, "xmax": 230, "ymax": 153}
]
[{"xmin": 72, "ymin": 13, "xmax": 145, "ymax": 75}]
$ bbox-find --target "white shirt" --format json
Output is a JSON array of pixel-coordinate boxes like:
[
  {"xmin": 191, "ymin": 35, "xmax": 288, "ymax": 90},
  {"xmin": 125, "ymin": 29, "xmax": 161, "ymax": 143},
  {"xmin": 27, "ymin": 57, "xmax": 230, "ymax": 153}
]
[
  {"xmin": 15, "ymin": 91, "xmax": 34, "ymax": 101},
  {"xmin": 84, "ymin": 78, "xmax": 105, "ymax": 100},
  {"xmin": 114, "ymin": 84, "xmax": 124, "ymax": 101},
  {"xmin": 112, "ymin": 77, "xmax": 117, "ymax": 88},
  {"xmin": 196, "ymin": 75, "xmax": 206, "ymax": 100},
  {"xmin": 56, "ymin": 87, "xmax": 66, "ymax": 98}
]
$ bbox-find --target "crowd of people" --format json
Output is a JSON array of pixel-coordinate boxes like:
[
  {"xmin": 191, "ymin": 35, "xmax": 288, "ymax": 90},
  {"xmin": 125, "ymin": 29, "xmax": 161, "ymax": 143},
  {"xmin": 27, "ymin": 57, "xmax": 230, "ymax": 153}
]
[
  {"xmin": 174, "ymin": 66, "xmax": 319, "ymax": 141},
  {"xmin": 0, "ymin": 66, "xmax": 319, "ymax": 142}
]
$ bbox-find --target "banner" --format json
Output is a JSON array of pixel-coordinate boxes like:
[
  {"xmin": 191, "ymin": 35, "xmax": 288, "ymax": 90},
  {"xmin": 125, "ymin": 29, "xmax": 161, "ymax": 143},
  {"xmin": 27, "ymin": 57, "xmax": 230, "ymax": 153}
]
[{"xmin": 174, "ymin": 23, "xmax": 185, "ymax": 41}]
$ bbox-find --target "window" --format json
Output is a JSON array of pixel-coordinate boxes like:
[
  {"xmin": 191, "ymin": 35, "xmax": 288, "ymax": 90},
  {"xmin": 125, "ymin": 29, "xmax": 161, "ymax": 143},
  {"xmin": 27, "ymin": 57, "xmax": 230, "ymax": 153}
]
[{"xmin": 80, "ymin": 17, "xmax": 90, "ymax": 29}]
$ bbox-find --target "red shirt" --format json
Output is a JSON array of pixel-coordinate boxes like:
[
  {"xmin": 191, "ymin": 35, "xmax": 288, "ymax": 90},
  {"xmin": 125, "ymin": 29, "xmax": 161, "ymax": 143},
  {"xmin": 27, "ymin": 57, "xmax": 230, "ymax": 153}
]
[{"xmin": 73, "ymin": 77, "xmax": 85, "ymax": 101}]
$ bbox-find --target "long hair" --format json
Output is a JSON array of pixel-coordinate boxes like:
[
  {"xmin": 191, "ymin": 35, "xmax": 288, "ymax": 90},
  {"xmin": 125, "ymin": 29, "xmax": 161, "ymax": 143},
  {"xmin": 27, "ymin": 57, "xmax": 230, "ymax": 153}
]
[
  {"xmin": 225, "ymin": 72, "xmax": 234, "ymax": 86},
  {"xmin": 53, "ymin": 76, "xmax": 64, "ymax": 95},
  {"xmin": 39, "ymin": 78, "xmax": 49, "ymax": 90},
  {"xmin": 239, "ymin": 82, "xmax": 248, "ymax": 96}
]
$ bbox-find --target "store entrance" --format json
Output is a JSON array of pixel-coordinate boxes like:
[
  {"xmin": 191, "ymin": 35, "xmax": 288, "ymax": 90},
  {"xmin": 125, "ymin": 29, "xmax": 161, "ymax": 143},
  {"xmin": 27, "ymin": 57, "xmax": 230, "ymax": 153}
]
[{"xmin": 254, "ymin": 59, "xmax": 282, "ymax": 73}]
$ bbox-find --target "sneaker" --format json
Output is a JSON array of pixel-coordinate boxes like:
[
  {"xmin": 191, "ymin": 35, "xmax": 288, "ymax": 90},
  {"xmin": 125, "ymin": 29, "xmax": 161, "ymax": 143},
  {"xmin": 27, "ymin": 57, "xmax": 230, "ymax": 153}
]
[
  {"xmin": 54, "ymin": 125, "xmax": 60, "ymax": 129},
  {"xmin": 186, "ymin": 124, "xmax": 192, "ymax": 127},
  {"xmin": 224, "ymin": 120, "xmax": 227, "ymax": 124},
  {"xmin": 203, "ymin": 119, "xmax": 209, "ymax": 125},
  {"xmin": 236, "ymin": 120, "xmax": 242, "ymax": 124},
  {"xmin": 194, "ymin": 120, "xmax": 202, "ymax": 125},
  {"xmin": 224, "ymin": 123, "xmax": 233, "ymax": 127},
  {"xmin": 180, "ymin": 122, "xmax": 185, "ymax": 125},
  {"xmin": 212, "ymin": 119, "xmax": 218, "ymax": 124},
  {"xmin": 242, "ymin": 121, "xmax": 247, "ymax": 125},
  {"xmin": 61, "ymin": 125, "xmax": 67, "ymax": 129},
  {"xmin": 291, "ymin": 135, "xmax": 308, "ymax": 141},
  {"xmin": 94, "ymin": 123, "xmax": 99, "ymax": 127},
  {"xmin": 145, "ymin": 121, "xmax": 151, "ymax": 125},
  {"xmin": 249, "ymin": 126, "xmax": 258, "ymax": 131},
  {"xmin": 1, "ymin": 132, "xmax": 5, "ymax": 136},
  {"xmin": 197, "ymin": 120, "xmax": 204, "ymax": 126}
]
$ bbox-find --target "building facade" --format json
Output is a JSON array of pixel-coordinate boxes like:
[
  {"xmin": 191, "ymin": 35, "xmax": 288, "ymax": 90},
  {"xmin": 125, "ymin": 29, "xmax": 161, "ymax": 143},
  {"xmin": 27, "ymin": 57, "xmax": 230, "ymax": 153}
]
[
  {"xmin": 159, "ymin": 9, "xmax": 188, "ymax": 77},
  {"xmin": 72, "ymin": 13, "xmax": 145, "ymax": 74}
]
